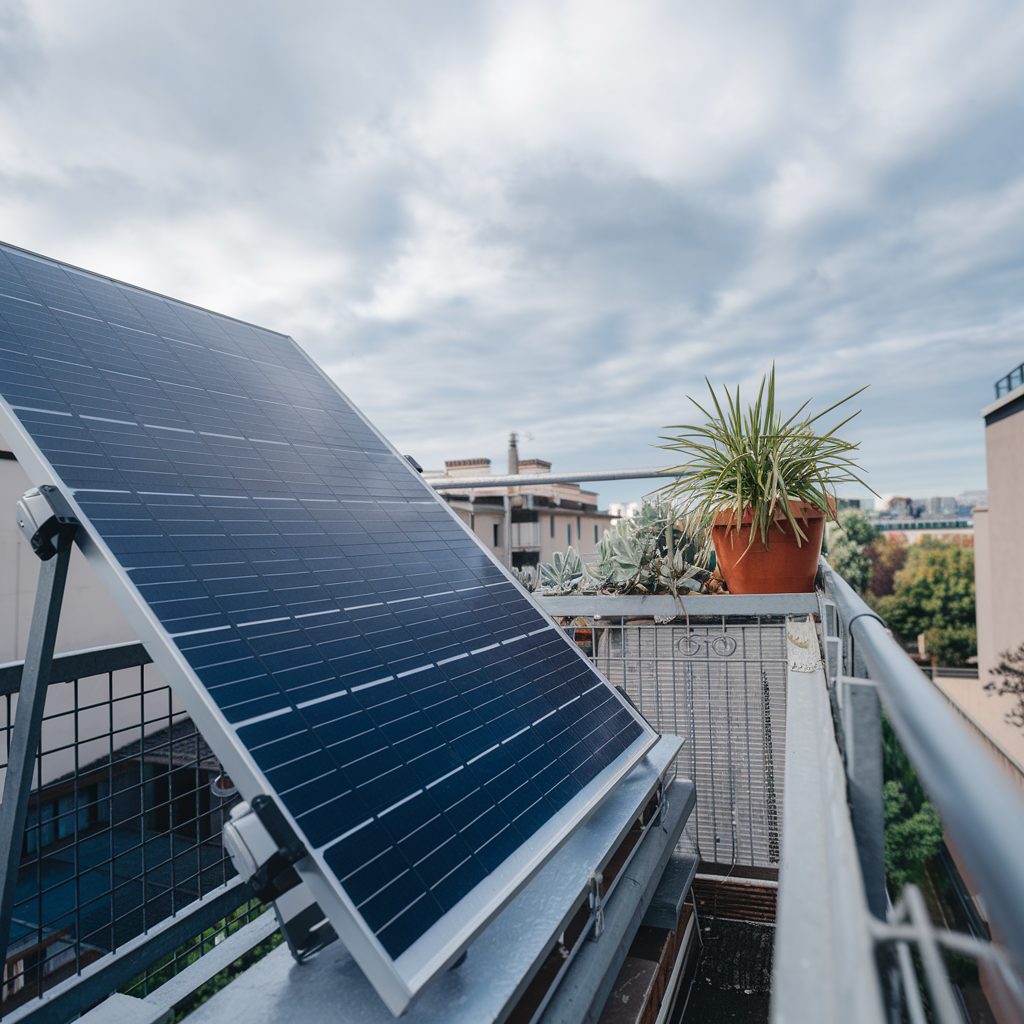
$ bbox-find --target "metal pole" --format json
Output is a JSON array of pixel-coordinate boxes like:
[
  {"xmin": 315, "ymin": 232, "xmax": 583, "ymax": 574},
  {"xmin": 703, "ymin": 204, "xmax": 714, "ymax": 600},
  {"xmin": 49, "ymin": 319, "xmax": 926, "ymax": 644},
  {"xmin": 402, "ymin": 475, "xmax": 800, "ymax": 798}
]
[
  {"xmin": 0, "ymin": 526, "xmax": 76, "ymax": 962},
  {"xmin": 430, "ymin": 467, "xmax": 690, "ymax": 490},
  {"xmin": 503, "ymin": 494, "xmax": 512, "ymax": 569},
  {"xmin": 841, "ymin": 673, "xmax": 901, "ymax": 1022},
  {"xmin": 842, "ymin": 679, "xmax": 887, "ymax": 920}
]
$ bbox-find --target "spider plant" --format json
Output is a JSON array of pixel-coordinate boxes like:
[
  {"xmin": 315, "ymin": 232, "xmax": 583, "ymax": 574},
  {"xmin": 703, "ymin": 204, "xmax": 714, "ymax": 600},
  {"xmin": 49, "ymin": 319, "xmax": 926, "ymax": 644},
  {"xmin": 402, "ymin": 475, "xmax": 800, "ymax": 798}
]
[{"xmin": 658, "ymin": 367, "xmax": 876, "ymax": 559}]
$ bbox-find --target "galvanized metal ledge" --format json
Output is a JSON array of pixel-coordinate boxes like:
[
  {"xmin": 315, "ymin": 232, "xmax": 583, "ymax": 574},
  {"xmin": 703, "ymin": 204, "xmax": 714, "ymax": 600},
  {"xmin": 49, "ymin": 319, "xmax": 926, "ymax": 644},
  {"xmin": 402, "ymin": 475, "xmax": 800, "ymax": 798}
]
[
  {"xmin": 536, "ymin": 593, "xmax": 819, "ymax": 618},
  {"xmin": 177, "ymin": 736, "xmax": 691, "ymax": 1024}
]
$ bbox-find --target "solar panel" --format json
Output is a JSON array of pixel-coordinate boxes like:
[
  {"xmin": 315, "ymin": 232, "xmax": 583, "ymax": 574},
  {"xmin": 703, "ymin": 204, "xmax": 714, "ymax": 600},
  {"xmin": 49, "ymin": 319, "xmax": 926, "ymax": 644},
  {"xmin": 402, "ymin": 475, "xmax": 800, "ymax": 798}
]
[{"xmin": 0, "ymin": 242, "xmax": 657, "ymax": 1013}]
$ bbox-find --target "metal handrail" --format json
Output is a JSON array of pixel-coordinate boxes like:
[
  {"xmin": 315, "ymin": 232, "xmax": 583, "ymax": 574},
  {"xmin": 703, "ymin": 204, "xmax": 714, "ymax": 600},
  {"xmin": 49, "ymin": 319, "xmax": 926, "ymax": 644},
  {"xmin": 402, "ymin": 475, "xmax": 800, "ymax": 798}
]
[
  {"xmin": 428, "ymin": 468, "xmax": 687, "ymax": 489},
  {"xmin": 821, "ymin": 562, "xmax": 1024, "ymax": 978},
  {"xmin": 0, "ymin": 640, "xmax": 151, "ymax": 695}
]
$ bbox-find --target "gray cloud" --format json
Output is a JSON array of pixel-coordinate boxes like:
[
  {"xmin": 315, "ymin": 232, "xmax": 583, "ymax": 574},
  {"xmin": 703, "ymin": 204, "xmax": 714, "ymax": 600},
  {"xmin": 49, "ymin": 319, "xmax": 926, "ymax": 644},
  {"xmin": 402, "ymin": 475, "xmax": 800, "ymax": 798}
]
[{"xmin": 3, "ymin": 0, "xmax": 1023, "ymax": 504}]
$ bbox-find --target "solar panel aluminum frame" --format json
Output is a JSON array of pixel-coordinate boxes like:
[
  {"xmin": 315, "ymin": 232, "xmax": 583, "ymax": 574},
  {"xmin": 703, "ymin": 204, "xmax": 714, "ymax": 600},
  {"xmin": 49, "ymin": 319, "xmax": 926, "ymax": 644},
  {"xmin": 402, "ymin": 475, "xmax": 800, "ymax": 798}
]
[{"xmin": 0, "ymin": 287, "xmax": 658, "ymax": 1015}]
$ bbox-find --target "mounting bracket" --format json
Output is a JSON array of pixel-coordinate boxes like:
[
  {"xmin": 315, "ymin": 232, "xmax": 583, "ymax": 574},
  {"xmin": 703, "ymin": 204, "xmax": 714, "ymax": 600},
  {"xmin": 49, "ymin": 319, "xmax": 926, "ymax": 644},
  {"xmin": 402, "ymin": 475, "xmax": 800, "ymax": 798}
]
[{"xmin": 223, "ymin": 798, "xmax": 337, "ymax": 962}]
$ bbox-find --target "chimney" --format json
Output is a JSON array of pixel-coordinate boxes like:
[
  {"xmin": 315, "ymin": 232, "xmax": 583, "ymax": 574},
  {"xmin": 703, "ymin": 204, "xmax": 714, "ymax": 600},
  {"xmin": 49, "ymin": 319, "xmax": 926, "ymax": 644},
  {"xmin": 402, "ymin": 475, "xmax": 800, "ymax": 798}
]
[{"xmin": 508, "ymin": 432, "xmax": 519, "ymax": 475}]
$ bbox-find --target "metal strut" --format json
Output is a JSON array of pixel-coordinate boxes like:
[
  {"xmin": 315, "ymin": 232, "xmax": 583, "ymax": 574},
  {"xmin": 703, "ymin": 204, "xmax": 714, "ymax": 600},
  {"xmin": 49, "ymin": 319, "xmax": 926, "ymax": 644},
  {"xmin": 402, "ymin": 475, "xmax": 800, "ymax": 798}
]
[{"xmin": 0, "ymin": 486, "xmax": 79, "ymax": 966}]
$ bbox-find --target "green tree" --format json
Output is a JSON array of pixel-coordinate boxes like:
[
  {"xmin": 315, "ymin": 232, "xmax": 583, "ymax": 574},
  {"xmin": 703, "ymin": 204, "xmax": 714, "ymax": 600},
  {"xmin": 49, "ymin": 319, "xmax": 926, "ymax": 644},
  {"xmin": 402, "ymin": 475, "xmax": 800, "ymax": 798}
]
[
  {"xmin": 924, "ymin": 625, "xmax": 978, "ymax": 668},
  {"xmin": 825, "ymin": 509, "xmax": 879, "ymax": 594},
  {"xmin": 882, "ymin": 711, "xmax": 944, "ymax": 891},
  {"xmin": 883, "ymin": 781, "xmax": 944, "ymax": 891},
  {"xmin": 873, "ymin": 538, "xmax": 976, "ymax": 665},
  {"xmin": 865, "ymin": 533, "xmax": 908, "ymax": 597}
]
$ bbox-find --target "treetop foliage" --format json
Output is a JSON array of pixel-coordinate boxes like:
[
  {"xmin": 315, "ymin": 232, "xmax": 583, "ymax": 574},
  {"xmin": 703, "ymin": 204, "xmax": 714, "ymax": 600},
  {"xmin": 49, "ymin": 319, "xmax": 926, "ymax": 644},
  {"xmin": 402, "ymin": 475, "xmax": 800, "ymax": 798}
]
[
  {"xmin": 828, "ymin": 519, "xmax": 976, "ymax": 665},
  {"xmin": 836, "ymin": 508, "xmax": 881, "ymax": 548},
  {"xmin": 825, "ymin": 510, "xmax": 876, "ymax": 595},
  {"xmin": 874, "ymin": 538, "xmax": 975, "ymax": 641},
  {"xmin": 865, "ymin": 533, "xmax": 908, "ymax": 598}
]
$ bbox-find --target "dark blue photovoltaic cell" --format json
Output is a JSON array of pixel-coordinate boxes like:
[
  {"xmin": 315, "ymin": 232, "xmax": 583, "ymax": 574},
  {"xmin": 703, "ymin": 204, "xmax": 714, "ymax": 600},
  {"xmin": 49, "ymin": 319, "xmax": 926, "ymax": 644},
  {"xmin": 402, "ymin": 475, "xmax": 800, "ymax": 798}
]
[{"xmin": 0, "ymin": 243, "xmax": 648, "ymax": 960}]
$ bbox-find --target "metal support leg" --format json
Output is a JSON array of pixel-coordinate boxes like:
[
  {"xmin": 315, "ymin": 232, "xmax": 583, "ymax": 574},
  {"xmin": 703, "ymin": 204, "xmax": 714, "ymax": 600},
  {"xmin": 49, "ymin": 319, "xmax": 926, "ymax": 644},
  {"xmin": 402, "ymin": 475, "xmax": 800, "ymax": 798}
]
[{"xmin": 0, "ymin": 529, "xmax": 76, "ymax": 964}]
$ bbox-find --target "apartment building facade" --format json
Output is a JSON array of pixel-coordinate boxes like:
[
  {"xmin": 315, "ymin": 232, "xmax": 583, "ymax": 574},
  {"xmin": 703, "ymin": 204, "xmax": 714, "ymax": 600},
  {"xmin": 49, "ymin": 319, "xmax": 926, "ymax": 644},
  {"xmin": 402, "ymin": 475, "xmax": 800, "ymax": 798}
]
[
  {"xmin": 966, "ymin": 372, "xmax": 1024, "ymax": 767},
  {"xmin": 423, "ymin": 437, "xmax": 616, "ymax": 569}
]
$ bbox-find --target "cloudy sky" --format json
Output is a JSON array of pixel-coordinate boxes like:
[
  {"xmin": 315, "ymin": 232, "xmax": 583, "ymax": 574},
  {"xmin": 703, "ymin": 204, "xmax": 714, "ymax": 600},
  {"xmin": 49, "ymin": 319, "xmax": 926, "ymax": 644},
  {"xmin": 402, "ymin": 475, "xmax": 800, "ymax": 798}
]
[{"xmin": 2, "ymin": 0, "xmax": 1022, "ymax": 506}]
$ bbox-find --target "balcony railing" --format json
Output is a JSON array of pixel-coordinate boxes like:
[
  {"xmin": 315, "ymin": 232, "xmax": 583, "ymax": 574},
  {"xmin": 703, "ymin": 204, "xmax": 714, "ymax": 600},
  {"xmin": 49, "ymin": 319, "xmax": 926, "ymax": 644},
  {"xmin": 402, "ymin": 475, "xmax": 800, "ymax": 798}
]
[
  {"xmin": 537, "ymin": 574, "xmax": 1024, "ymax": 1024},
  {"xmin": 0, "ymin": 642, "xmax": 272, "ymax": 1023},
  {"xmin": 815, "ymin": 563, "xmax": 1024, "ymax": 1022},
  {"xmin": 2, "ymin": 568, "xmax": 1023, "ymax": 1023},
  {"xmin": 995, "ymin": 361, "xmax": 1024, "ymax": 399}
]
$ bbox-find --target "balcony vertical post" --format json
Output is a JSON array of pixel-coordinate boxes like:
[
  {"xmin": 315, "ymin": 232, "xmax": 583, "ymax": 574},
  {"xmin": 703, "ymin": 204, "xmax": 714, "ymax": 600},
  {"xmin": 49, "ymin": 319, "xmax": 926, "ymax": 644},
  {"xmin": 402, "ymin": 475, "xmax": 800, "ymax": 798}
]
[
  {"xmin": 842, "ymin": 680, "xmax": 887, "ymax": 920},
  {"xmin": 841, "ymin": 679, "xmax": 902, "ymax": 1021},
  {"xmin": 0, "ymin": 527, "xmax": 75, "ymax": 964},
  {"xmin": 504, "ymin": 493, "xmax": 512, "ymax": 568}
]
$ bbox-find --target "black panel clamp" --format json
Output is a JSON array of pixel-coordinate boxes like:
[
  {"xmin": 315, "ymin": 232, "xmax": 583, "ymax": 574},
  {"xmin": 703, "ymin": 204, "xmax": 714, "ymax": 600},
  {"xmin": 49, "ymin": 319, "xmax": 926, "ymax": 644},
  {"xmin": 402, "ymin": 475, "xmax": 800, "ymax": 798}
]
[
  {"xmin": 248, "ymin": 795, "xmax": 308, "ymax": 903},
  {"xmin": 223, "ymin": 794, "xmax": 308, "ymax": 904},
  {"xmin": 16, "ymin": 486, "xmax": 79, "ymax": 560},
  {"xmin": 222, "ymin": 795, "xmax": 338, "ymax": 961}
]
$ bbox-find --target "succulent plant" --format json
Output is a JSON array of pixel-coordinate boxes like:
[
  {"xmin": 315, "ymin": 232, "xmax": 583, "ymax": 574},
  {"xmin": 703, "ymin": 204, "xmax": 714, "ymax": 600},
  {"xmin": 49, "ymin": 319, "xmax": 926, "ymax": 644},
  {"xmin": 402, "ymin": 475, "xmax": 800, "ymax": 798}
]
[
  {"xmin": 511, "ymin": 564, "xmax": 539, "ymax": 592},
  {"xmin": 539, "ymin": 547, "xmax": 591, "ymax": 595},
  {"xmin": 534, "ymin": 499, "xmax": 717, "ymax": 597}
]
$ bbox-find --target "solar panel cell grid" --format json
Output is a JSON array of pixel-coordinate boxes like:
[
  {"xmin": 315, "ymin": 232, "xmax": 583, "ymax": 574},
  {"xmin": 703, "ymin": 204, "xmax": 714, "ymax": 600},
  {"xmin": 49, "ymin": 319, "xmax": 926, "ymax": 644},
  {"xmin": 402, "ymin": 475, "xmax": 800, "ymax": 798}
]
[{"xmin": 0, "ymin": 242, "xmax": 654, "ymax": 1006}]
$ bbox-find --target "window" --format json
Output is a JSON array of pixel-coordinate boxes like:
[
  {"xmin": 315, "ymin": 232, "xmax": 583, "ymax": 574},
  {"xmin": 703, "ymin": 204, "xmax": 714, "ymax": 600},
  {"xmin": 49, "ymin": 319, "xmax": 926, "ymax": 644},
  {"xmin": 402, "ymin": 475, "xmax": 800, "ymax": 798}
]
[
  {"xmin": 550, "ymin": 515, "xmax": 555, "ymax": 538},
  {"xmin": 566, "ymin": 523, "xmax": 572, "ymax": 546},
  {"xmin": 22, "ymin": 781, "xmax": 109, "ymax": 856},
  {"xmin": 576, "ymin": 516, "xmax": 581, "ymax": 540},
  {"xmin": 594, "ymin": 524, "xmax": 599, "ymax": 543},
  {"xmin": 493, "ymin": 523, "xmax": 500, "ymax": 547}
]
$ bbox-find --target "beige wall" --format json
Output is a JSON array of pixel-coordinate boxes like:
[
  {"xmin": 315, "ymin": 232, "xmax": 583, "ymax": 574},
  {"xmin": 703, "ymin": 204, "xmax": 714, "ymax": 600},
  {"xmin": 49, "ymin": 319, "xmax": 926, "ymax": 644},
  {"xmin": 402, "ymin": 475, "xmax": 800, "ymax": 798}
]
[
  {"xmin": 0, "ymin": 455, "xmax": 143, "ymax": 663},
  {"xmin": 975, "ymin": 506, "xmax": 994, "ymax": 682},
  {"xmin": 0, "ymin": 448, "xmax": 178, "ymax": 787},
  {"xmin": 445, "ymin": 500, "xmax": 612, "ymax": 567},
  {"xmin": 933, "ymin": 673, "xmax": 1024, "ymax": 773},
  {"xmin": 536, "ymin": 510, "xmax": 610, "ymax": 562},
  {"xmin": 969, "ymin": 388, "xmax": 1024, "ymax": 770},
  {"xmin": 979, "ymin": 397, "xmax": 1024, "ymax": 671},
  {"xmin": 447, "ymin": 503, "xmax": 506, "ymax": 559}
]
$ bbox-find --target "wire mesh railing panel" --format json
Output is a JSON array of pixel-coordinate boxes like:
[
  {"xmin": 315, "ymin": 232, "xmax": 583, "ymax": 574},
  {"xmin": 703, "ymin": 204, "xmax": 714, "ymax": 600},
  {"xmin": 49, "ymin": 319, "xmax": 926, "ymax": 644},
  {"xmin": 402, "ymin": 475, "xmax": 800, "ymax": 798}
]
[
  {"xmin": 1, "ymin": 663, "xmax": 239, "ymax": 1015},
  {"xmin": 574, "ymin": 616, "xmax": 787, "ymax": 869}
]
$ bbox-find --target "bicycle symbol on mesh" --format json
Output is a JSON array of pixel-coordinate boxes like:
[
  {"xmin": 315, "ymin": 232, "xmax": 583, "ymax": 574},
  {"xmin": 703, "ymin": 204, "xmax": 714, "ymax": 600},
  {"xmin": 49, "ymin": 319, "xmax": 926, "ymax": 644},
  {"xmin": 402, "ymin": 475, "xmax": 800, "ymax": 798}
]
[{"xmin": 676, "ymin": 634, "xmax": 738, "ymax": 658}]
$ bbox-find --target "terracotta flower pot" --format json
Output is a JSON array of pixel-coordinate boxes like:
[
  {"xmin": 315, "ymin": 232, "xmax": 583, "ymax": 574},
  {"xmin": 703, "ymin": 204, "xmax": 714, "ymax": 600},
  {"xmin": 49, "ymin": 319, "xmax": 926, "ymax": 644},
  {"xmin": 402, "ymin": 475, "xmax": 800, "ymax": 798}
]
[{"xmin": 711, "ymin": 499, "xmax": 832, "ymax": 595}]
